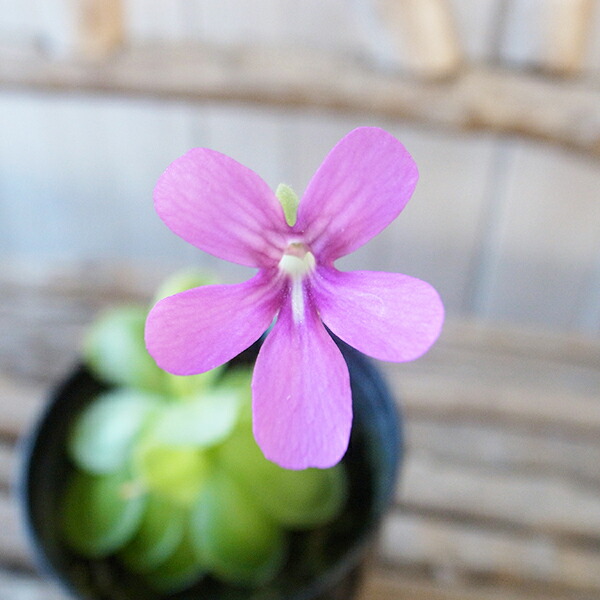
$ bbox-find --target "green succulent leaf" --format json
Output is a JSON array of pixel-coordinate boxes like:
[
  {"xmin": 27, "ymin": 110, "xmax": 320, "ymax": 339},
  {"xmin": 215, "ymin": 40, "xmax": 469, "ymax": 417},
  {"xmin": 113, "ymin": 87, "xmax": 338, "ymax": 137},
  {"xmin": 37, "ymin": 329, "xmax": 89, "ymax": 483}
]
[
  {"xmin": 61, "ymin": 469, "xmax": 146, "ymax": 558},
  {"xmin": 133, "ymin": 440, "xmax": 210, "ymax": 506},
  {"xmin": 149, "ymin": 389, "xmax": 241, "ymax": 448},
  {"xmin": 68, "ymin": 390, "xmax": 160, "ymax": 474},
  {"xmin": 217, "ymin": 428, "xmax": 347, "ymax": 528},
  {"xmin": 142, "ymin": 530, "xmax": 207, "ymax": 593},
  {"xmin": 190, "ymin": 471, "xmax": 286, "ymax": 586},
  {"xmin": 119, "ymin": 494, "xmax": 186, "ymax": 573},
  {"xmin": 84, "ymin": 306, "xmax": 167, "ymax": 392}
]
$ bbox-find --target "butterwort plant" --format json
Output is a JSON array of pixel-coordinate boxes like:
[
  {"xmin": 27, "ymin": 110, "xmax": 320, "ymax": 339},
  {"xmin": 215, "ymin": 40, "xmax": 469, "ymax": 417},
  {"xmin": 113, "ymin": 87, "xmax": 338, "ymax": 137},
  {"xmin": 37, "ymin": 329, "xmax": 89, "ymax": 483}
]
[{"xmin": 145, "ymin": 127, "xmax": 444, "ymax": 470}]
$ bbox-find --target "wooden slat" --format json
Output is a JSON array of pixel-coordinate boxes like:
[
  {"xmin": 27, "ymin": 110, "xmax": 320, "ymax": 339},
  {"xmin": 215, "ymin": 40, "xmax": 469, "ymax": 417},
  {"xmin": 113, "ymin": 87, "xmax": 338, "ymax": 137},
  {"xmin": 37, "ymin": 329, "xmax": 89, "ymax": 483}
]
[
  {"xmin": 544, "ymin": 0, "xmax": 595, "ymax": 75},
  {"xmin": 367, "ymin": 0, "xmax": 462, "ymax": 78},
  {"xmin": 427, "ymin": 320, "xmax": 600, "ymax": 367},
  {"xmin": 75, "ymin": 0, "xmax": 123, "ymax": 60},
  {"xmin": 387, "ymin": 317, "xmax": 600, "ymax": 373},
  {"xmin": 381, "ymin": 510, "xmax": 600, "ymax": 592},
  {"xmin": 400, "ymin": 452, "xmax": 600, "ymax": 540},
  {"xmin": 0, "ymin": 269, "xmax": 148, "ymax": 383},
  {"xmin": 393, "ymin": 323, "xmax": 600, "ymax": 423},
  {"xmin": 1, "ymin": 43, "xmax": 600, "ymax": 160},
  {"xmin": 407, "ymin": 419, "xmax": 600, "ymax": 488},
  {"xmin": 357, "ymin": 568, "xmax": 589, "ymax": 600},
  {"xmin": 399, "ymin": 375, "xmax": 600, "ymax": 437},
  {"xmin": 500, "ymin": 0, "xmax": 595, "ymax": 75},
  {"xmin": 1, "ymin": 566, "xmax": 586, "ymax": 600},
  {"xmin": 34, "ymin": 0, "xmax": 123, "ymax": 61}
]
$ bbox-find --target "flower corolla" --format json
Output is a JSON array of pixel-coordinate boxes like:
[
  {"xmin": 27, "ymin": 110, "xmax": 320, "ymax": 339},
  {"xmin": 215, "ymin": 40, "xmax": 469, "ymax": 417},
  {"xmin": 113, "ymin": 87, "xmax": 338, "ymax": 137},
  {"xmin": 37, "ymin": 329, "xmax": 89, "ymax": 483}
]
[{"xmin": 145, "ymin": 127, "xmax": 444, "ymax": 469}]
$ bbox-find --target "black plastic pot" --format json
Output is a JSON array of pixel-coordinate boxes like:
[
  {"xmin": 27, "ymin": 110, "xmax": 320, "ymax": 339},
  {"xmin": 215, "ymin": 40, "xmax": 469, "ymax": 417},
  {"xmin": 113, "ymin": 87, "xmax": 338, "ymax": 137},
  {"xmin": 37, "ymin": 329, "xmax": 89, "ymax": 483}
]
[{"xmin": 18, "ymin": 336, "xmax": 402, "ymax": 600}]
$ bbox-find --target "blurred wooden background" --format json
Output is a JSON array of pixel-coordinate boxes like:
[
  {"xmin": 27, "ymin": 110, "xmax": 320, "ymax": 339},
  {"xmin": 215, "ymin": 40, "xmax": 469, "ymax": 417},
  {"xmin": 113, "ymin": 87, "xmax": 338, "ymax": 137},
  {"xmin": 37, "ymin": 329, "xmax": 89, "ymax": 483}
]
[{"xmin": 1, "ymin": 1, "xmax": 600, "ymax": 599}]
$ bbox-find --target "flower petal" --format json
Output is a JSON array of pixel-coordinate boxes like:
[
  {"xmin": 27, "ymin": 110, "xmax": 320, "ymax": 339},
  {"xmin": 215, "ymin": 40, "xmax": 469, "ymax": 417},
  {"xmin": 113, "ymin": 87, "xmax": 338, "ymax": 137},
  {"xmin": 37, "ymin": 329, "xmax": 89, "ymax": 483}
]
[
  {"xmin": 314, "ymin": 268, "xmax": 444, "ymax": 362},
  {"xmin": 155, "ymin": 148, "xmax": 287, "ymax": 268},
  {"xmin": 145, "ymin": 271, "xmax": 281, "ymax": 375},
  {"xmin": 295, "ymin": 127, "xmax": 418, "ymax": 262},
  {"xmin": 252, "ymin": 286, "xmax": 352, "ymax": 470}
]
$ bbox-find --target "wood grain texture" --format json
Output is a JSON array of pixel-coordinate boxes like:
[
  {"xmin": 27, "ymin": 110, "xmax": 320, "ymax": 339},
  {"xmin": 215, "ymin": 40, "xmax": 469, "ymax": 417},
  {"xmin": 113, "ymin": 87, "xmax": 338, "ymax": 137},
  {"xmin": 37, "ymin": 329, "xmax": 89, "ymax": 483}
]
[
  {"xmin": 365, "ymin": 0, "xmax": 463, "ymax": 77},
  {"xmin": 400, "ymin": 453, "xmax": 600, "ymax": 539},
  {"xmin": 357, "ymin": 568, "xmax": 598, "ymax": 600},
  {"xmin": 500, "ymin": 0, "xmax": 595, "ymax": 75},
  {"xmin": 1, "ymin": 43, "xmax": 600, "ymax": 160},
  {"xmin": 544, "ymin": 0, "xmax": 595, "ymax": 75},
  {"xmin": 76, "ymin": 0, "xmax": 124, "ymax": 60},
  {"xmin": 382, "ymin": 509, "xmax": 600, "ymax": 591},
  {"xmin": 408, "ymin": 419, "xmax": 600, "ymax": 487}
]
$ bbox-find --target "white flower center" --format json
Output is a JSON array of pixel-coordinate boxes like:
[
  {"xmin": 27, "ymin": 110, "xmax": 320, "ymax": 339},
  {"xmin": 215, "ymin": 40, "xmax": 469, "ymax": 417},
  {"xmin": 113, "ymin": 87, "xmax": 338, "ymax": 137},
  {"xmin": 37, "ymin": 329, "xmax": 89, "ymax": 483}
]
[
  {"xmin": 278, "ymin": 243, "xmax": 315, "ymax": 279},
  {"xmin": 278, "ymin": 243, "xmax": 315, "ymax": 324}
]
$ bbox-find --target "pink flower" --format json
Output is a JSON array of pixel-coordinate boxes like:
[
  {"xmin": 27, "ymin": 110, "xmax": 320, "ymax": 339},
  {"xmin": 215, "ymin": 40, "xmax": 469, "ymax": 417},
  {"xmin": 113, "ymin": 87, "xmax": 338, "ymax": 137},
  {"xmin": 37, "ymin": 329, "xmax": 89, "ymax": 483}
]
[{"xmin": 145, "ymin": 127, "xmax": 444, "ymax": 470}]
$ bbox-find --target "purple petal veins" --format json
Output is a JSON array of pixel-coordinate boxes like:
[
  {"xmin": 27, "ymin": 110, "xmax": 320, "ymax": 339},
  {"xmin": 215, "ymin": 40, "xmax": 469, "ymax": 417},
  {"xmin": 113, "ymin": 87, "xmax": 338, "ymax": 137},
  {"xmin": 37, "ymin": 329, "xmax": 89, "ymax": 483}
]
[
  {"xmin": 294, "ymin": 127, "xmax": 418, "ymax": 262},
  {"xmin": 313, "ymin": 268, "xmax": 444, "ymax": 362},
  {"xmin": 145, "ymin": 271, "xmax": 282, "ymax": 375},
  {"xmin": 145, "ymin": 126, "xmax": 445, "ymax": 469},
  {"xmin": 252, "ymin": 284, "xmax": 352, "ymax": 470},
  {"xmin": 154, "ymin": 148, "xmax": 287, "ymax": 267}
]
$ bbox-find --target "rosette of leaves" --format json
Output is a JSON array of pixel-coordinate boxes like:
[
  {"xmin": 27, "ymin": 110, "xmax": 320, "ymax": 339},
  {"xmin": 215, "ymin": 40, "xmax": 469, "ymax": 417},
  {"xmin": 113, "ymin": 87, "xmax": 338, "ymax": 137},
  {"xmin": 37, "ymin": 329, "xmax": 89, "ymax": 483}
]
[{"xmin": 61, "ymin": 271, "xmax": 347, "ymax": 593}]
